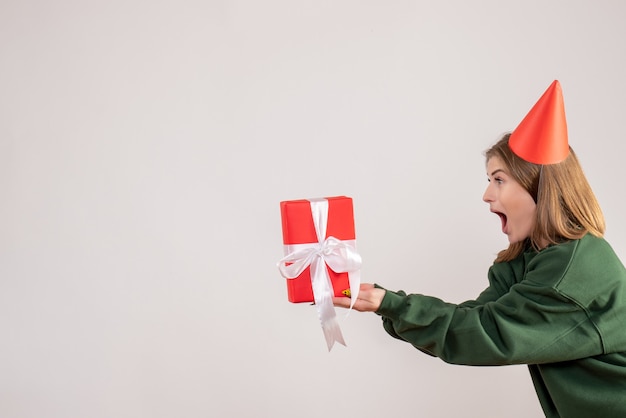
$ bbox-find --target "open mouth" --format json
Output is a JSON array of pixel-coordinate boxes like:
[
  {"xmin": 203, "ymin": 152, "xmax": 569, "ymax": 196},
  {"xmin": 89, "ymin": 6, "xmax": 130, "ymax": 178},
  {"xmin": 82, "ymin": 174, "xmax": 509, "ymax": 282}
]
[{"xmin": 494, "ymin": 211, "xmax": 508, "ymax": 233}]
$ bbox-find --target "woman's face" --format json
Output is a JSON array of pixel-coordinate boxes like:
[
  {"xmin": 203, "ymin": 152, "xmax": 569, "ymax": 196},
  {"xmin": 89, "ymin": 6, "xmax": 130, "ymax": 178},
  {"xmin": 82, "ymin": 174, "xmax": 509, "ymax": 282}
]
[{"xmin": 483, "ymin": 156, "xmax": 537, "ymax": 244}]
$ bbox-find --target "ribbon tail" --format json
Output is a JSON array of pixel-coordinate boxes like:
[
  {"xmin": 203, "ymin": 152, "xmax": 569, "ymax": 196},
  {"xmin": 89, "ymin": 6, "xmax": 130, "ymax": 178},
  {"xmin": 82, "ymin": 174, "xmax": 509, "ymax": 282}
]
[
  {"xmin": 321, "ymin": 313, "xmax": 346, "ymax": 351},
  {"xmin": 322, "ymin": 239, "xmax": 362, "ymax": 315},
  {"xmin": 347, "ymin": 269, "xmax": 361, "ymax": 313},
  {"xmin": 310, "ymin": 257, "xmax": 346, "ymax": 351}
]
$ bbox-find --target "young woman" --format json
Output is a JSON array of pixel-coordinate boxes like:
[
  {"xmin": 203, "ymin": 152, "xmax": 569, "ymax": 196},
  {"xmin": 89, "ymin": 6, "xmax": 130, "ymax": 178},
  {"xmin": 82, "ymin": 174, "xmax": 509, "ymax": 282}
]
[{"xmin": 333, "ymin": 84, "xmax": 626, "ymax": 417}]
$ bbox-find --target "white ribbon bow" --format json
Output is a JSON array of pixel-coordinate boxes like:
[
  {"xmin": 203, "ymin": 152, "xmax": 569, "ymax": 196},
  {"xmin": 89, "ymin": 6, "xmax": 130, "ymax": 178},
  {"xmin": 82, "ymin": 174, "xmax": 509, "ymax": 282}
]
[{"xmin": 277, "ymin": 198, "xmax": 361, "ymax": 351}]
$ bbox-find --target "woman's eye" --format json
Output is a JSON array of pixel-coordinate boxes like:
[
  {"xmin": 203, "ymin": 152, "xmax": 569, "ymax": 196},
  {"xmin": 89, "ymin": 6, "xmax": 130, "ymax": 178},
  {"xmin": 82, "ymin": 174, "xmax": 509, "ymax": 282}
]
[{"xmin": 495, "ymin": 177, "xmax": 504, "ymax": 184}]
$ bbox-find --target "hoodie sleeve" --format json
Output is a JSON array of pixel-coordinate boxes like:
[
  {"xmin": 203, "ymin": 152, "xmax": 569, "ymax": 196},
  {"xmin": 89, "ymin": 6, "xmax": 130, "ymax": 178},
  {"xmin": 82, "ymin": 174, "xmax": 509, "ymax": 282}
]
[{"xmin": 375, "ymin": 243, "xmax": 604, "ymax": 366}]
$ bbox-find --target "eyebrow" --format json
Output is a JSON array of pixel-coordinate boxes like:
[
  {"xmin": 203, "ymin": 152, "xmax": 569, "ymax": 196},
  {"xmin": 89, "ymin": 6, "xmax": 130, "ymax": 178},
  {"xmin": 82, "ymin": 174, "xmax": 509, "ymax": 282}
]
[{"xmin": 489, "ymin": 168, "xmax": 506, "ymax": 177}]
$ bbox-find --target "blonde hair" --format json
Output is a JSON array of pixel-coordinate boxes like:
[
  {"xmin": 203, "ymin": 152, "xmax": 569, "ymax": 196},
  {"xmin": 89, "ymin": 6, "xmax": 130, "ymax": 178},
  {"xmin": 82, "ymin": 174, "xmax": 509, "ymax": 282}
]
[{"xmin": 485, "ymin": 133, "xmax": 605, "ymax": 262}]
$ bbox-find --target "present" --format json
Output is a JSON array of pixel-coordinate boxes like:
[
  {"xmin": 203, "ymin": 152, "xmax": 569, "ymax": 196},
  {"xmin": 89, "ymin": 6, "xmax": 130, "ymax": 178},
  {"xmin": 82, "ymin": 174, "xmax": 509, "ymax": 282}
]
[{"xmin": 277, "ymin": 196, "xmax": 361, "ymax": 350}]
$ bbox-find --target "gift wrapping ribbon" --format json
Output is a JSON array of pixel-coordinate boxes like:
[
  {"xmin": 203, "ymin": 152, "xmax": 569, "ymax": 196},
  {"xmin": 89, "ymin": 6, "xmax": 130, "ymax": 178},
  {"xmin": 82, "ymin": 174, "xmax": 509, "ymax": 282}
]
[{"xmin": 277, "ymin": 198, "xmax": 362, "ymax": 351}]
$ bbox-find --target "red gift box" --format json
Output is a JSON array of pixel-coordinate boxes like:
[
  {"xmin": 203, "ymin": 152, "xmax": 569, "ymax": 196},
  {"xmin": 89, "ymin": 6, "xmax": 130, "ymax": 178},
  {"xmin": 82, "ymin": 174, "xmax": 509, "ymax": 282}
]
[{"xmin": 279, "ymin": 196, "xmax": 356, "ymax": 303}]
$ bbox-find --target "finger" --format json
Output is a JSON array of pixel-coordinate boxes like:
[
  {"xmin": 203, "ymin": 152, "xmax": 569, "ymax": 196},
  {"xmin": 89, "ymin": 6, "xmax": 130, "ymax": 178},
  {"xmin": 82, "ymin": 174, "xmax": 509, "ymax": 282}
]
[{"xmin": 332, "ymin": 296, "xmax": 351, "ymax": 308}]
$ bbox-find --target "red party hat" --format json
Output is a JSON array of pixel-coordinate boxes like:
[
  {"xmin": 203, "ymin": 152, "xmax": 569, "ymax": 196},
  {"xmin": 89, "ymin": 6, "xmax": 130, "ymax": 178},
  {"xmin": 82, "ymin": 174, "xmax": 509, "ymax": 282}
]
[{"xmin": 509, "ymin": 80, "xmax": 569, "ymax": 165}]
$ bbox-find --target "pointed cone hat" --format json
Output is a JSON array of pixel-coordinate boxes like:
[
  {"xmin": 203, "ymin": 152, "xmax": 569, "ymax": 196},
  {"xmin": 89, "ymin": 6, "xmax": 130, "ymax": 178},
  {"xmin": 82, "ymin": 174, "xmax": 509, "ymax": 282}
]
[{"xmin": 509, "ymin": 80, "xmax": 569, "ymax": 165}]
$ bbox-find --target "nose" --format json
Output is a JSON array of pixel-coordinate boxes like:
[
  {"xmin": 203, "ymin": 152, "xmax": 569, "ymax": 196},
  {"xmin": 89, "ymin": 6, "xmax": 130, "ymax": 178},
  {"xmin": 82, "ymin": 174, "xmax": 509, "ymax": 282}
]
[{"xmin": 483, "ymin": 182, "xmax": 494, "ymax": 203}]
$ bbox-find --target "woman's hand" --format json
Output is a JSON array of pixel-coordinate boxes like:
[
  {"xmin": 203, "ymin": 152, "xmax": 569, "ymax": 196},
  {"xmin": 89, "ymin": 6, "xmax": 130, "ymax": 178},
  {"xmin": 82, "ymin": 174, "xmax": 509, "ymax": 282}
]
[{"xmin": 333, "ymin": 283, "xmax": 386, "ymax": 312}]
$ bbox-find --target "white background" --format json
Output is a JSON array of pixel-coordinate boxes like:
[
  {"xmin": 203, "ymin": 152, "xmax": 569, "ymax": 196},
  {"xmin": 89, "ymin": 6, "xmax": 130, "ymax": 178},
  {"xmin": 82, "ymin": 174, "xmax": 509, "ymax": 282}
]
[{"xmin": 2, "ymin": 1, "xmax": 625, "ymax": 417}]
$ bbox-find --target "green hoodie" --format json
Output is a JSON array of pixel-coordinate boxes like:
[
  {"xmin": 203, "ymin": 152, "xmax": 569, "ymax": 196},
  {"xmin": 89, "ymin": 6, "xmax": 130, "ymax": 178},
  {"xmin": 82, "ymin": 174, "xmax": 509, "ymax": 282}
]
[{"xmin": 376, "ymin": 234, "xmax": 626, "ymax": 417}]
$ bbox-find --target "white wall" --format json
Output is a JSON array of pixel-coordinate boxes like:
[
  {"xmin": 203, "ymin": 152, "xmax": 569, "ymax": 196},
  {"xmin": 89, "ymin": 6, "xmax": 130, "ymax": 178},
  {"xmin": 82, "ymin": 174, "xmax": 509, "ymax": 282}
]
[{"xmin": 2, "ymin": 1, "xmax": 625, "ymax": 417}]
